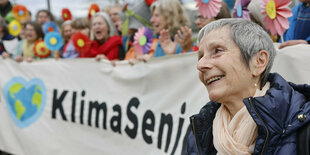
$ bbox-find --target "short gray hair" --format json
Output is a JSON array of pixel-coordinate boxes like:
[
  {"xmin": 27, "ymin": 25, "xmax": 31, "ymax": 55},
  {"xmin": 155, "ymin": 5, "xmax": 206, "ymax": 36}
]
[
  {"xmin": 91, "ymin": 12, "xmax": 118, "ymax": 40},
  {"xmin": 198, "ymin": 18, "xmax": 276, "ymax": 88}
]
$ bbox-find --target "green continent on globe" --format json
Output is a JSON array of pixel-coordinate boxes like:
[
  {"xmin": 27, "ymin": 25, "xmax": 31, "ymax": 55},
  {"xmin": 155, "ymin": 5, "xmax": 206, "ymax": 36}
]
[
  {"xmin": 9, "ymin": 83, "xmax": 23, "ymax": 99},
  {"xmin": 15, "ymin": 100, "xmax": 25, "ymax": 120},
  {"xmin": 32, "ymin": 86, "xmax": 42, "ymax": 109}
]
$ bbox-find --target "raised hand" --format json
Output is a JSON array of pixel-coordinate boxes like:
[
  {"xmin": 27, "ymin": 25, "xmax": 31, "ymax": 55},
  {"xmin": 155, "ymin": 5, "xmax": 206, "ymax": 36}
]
[
  {"xmin": 159, "ymin": 29, "xmax": 177, "ymax": 55},
  {"xmin": 175, "ymin": 26, "xmax": 193, "ymax": 52}
]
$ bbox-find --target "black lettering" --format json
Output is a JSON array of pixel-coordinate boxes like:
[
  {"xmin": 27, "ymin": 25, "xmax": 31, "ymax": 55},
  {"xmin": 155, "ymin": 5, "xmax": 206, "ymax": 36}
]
[
  {"xmin": 142, "ymin": 110, "xmax": 155, "ymax": 144},
  {"xmin": 110, "ymin": 104, "xmax": 122, "ymax": 133},
  {"xmin": 125, "ymin": 97, "xmax": 139, "ymax": 139},
  {"xmin": 52, "ymin": 89, "xmax": 68, "ymax": 121},
  {"xmin": 71, "ymin": 91, "xmax": 77, "ymax": 123},
  {"xmin": 158, "ymin": 113, "xmax": 173, "ymax": 153},
  {"xmin": 171, "ymin": 102, "xmax": 186, "ymax": 155},
  {"xmin": 80, "ymin": 90, "xmax": 85, "ymax": 124},
  {"xmin": 88, "ymin": 101, "xmax": 107, "ymax": 129}
]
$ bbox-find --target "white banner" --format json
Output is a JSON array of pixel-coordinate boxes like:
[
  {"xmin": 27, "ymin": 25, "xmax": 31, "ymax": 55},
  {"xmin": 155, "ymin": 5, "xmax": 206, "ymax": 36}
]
[
  {"xmin": 0, "ymin": 44, "xmax": 310, "ymax": 155},
  {"xmin": 0, "ymin": 53, "xmax": 209, "ymax": 155}
]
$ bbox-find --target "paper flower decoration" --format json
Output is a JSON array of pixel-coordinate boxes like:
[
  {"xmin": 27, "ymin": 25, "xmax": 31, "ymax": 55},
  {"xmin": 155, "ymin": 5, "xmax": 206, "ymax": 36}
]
[
  {"xmin": 196, "ymin": 0, "xmax": 222, "ymax": 19},
  {"xmin": 33, "ymin": 40, "xmax": 51, "ymax": 58},
  {"xmin": 61, "ymin": 8, "xmax": 72, "ymax": 21},
  {"xmin": 12, "ymin": 5, "xmax": 29, "ymax": 21},
  {"xmin": 145, "ymin": 0, "xmax": 156, "ymax": 6},
  {"xmin": 8, "ymin": 20, "xmax": 21, "ymax": 36},
  {"xmin": 44, "ymin": 32, "xmax": 63, "ymax": 51},
  {"xmin": 5, "ymin": 11, "xmax": 15, "ymax": 23},
  {"xmin": 134, "ymin": 27, "xmax": 153, "ymax": 54},
  {"xmin": 233, "ymin": 0, "xmax": 251, "ymax": 20},
  {"xmin": 43, "ymin": 21, "xmax": 59, "ymax": 34},
  {"xmin": 72, "ymin": 32, "xmax": 91, "ymax": 54},
  {"xmin": 262, "ymin": 0, "xmax": 292, "ymax": 36},
  {"xmin": 88, "ymin": 4, "xmax": 100, "ymax": 19}
]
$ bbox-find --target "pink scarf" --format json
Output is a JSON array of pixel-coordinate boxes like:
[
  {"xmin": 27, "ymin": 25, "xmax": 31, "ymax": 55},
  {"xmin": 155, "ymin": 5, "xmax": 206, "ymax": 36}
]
[{"xmin": 213, "ymin": 82, "xmax": 270, "ymax": 155}]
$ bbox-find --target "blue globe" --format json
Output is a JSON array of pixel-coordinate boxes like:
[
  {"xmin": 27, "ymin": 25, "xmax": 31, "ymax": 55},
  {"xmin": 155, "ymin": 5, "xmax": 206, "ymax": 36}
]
[{"xmin": 7, "ymin": 83, "xmax": 43, "ymax": 121}]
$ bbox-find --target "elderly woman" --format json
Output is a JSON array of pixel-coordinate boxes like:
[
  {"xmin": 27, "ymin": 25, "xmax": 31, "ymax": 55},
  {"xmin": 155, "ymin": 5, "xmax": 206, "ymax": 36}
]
[
  {"xmin": 150, "ymin": 0, "xmax": 190, "ymax": 57},
  {"xmin": 88, "ymin": 12, "xmax": 124, "ymax": 60},
  {"xmin": 186, "ymin": 19, "xmax": 310, "ymax": 154}
]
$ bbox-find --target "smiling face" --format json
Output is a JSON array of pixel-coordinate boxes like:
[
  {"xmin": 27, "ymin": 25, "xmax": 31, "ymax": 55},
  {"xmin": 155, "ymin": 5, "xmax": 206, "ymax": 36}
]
[
  {"xmin": 92, "ymin": 16, "xmax": 109, "ymax": 42},
  {"xmin": 150, "ymin": 8, "xmax": 166, "ymax": 34},
  {"xmin": 197, "ymin": 27, "xmax": 255, "ymax": 104},
  {"xmin": 25, "ymin": 24, "xmax": 38, "ymax": 42},
  {"xmin": 63, "ymin": 24, "xmax": 73, "ymax": 41},
  {"xmin": 37, "ymin": 11, "xmax": 51, "ymax": 25}
]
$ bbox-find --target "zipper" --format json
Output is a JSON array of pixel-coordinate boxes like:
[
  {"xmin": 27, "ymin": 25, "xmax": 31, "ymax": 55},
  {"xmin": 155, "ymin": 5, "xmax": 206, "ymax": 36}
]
[
  {"xmin": 248, "ymin": 97, "xmax": 269, "ymax": 155},
  {"xmin": 191, "ymin": 117, "xmax": 201, "ymax": 155}
]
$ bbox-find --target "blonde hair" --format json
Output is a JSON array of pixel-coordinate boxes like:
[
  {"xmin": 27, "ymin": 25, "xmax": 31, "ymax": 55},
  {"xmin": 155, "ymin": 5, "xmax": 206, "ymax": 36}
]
[
  {"xmin": 61, "ymin": 20, "xmax": 72, "ymax": 43},
  {"xmin": 151, "ymin": 0, "xmax": 190, "ymax": 35}
]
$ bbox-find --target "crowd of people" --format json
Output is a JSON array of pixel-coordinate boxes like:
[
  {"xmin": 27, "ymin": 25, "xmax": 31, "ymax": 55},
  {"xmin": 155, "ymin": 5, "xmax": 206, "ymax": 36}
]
[
  {"xmin": 1, "ymin": 0, "xmax": 310, "ymax": 154},
  {"xmin": 0, "ymin": 0, "xmax": 309, "ymax": 64}
]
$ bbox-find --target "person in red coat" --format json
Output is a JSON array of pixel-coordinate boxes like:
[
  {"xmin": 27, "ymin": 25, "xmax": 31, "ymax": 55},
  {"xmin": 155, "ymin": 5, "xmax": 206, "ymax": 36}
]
[{"xmin": 88, "ymin": 12, "xmax": 124, "ymax": 60}]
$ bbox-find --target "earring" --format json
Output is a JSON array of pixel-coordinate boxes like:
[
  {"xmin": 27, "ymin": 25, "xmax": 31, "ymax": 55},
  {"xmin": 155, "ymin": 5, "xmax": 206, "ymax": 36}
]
[{"xmin": 254, "ymin": 83, "xmax": 258, "ymax": 87}]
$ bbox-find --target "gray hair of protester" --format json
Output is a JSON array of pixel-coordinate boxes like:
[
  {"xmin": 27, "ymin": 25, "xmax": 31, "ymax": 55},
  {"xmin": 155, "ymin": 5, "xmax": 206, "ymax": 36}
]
[
  {"xmin": 198, "ymin": 18, "xmax": 276, "ymax": 88},
  {"xmin": 91, "ymin": 12, "xmax": 118, "ymax": 40}
]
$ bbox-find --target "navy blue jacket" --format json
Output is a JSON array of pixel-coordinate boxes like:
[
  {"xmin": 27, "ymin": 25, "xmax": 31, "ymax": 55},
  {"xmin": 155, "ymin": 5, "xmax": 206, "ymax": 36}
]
[{"xmin": 186, "ymin": 73, "xmax": 310, "ymax": 155}]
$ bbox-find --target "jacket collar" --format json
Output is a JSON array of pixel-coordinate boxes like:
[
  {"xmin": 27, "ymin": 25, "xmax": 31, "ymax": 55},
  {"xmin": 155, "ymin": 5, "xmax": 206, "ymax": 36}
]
[
  {"xmin": 244, "ymin": 73, "xmax": 310, "ymax": 135},
  {"xmin": 190, "ymin": 73, "xmax": 310, "ymax": 154}
]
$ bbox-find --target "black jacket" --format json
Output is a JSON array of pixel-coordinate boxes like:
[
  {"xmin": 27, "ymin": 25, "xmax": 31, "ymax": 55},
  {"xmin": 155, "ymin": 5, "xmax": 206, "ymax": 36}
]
[
  {"xmin": 0, "ymin": 1, "xmax": 12, "ymax": 19},
  {"xmin": 186, "ymin": 73, "xmax": 310, "ymax": 155}
]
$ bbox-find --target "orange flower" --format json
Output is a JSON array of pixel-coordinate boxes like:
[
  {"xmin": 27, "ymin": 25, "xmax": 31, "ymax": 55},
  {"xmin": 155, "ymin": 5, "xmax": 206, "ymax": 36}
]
[
  {"xmin": 12, "ymin": 5, "xmax": 29, "ymax": 21},
  {"xmin": 88, "ymin": 4, "xmax": 100, "ymax": 19},
  {"xmin": 33, "ymin": 40, "xmax": 51, "ymax": 58}
]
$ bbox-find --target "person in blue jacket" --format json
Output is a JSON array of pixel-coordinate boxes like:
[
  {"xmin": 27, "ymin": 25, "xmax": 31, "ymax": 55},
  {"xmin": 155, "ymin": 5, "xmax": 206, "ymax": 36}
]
[
  {"xmin": 279, "ymin": 0, "xmax": 310, "ymax": 49},
  {"xmin": 186, "ymin": 18, "xmax": 310, "ymax": 155},
  {"xmin": 150, "ymin": 0, "xmax": 190, "ymax": 57}
]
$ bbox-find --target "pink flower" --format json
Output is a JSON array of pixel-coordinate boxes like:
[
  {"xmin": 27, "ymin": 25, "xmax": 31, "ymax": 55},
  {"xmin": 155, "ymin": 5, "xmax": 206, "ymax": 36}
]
[
  {"xmin": 261, "ymin": 0, "xmax": 292, "ymax": 36},
  {"xmin": 196, "ymin": 0, "xmax": 222, "ymax": 19},
  {"xmin": 134, "ymin": 27, "xmax": 153, "ymax": 54}
]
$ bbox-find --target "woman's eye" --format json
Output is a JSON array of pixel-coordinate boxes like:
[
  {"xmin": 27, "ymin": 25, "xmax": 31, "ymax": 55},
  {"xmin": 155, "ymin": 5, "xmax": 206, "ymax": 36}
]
[{"xmin": 214, "ymin": 48, "xmax": 222, "ymax": 54}]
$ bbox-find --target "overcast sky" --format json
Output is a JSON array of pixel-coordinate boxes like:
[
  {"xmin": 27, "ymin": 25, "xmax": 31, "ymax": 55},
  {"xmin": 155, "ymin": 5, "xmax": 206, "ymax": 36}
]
[{"xmin": 11, "ymin": 0, "xmax": 197, "ymax": 20}]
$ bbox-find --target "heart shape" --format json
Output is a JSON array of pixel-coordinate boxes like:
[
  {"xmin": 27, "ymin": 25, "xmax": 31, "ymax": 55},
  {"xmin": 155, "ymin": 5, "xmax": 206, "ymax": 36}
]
[{"xmin": 3, "ymin": 77, "xmax": 46, "ymax": 128}]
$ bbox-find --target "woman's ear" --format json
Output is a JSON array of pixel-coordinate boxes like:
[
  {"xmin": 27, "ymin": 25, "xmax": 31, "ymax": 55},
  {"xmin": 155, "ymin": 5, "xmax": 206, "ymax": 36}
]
[{"xmin": 250, "ymin": 50, "xmax": 269, "ymax": 77}]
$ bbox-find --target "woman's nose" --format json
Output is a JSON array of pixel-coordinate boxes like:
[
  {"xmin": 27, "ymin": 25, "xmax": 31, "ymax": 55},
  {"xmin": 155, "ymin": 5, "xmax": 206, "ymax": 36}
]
[
  {"xmin": 197, "ymin": 56, "xmax": 212, "ymax": 72},
  {"xmin": 150, "ymin": 16, "xmax": 155, "ymax": 23}
]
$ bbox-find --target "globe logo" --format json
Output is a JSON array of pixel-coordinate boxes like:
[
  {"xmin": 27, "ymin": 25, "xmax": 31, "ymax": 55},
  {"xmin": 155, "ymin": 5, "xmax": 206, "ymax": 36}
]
[{"xmin": 3, "ymin": 77, "xmax": 46, "ymax": 128}]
